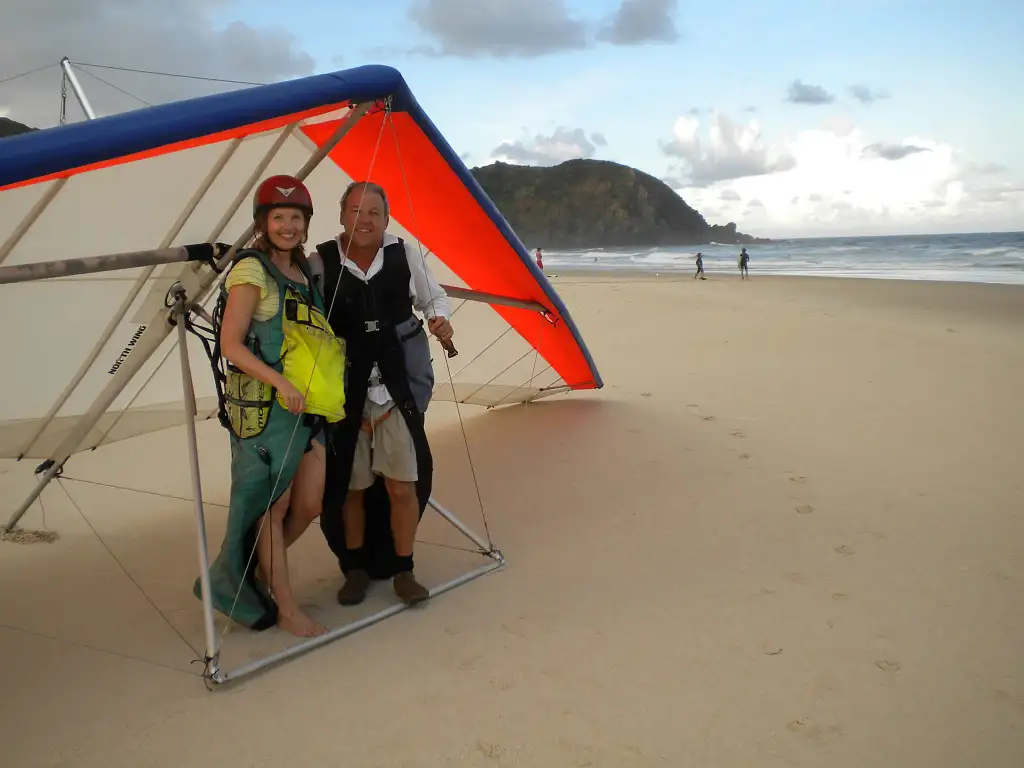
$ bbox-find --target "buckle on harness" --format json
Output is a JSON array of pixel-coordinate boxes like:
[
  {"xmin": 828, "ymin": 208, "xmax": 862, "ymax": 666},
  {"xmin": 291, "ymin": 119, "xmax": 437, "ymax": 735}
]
[{"xmin": 364, "ymin": 320, "xmax": 380, "ymax": 332}]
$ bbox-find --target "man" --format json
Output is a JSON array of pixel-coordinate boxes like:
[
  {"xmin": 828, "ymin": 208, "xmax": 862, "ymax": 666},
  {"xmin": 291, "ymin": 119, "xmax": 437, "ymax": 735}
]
[
  {"xmin": 311, "ymin": 180, "xmax": 454, "ymax": 607},
  {"xmin": 739, "ymin": 247, "xmax": 750, "ymax": 279}
]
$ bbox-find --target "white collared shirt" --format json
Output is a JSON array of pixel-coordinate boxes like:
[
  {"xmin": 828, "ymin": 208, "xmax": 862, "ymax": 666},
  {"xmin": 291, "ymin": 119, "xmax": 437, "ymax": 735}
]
[{"xmin": 307, "ymin": 232, "xmax": 451, "ymax": 406}]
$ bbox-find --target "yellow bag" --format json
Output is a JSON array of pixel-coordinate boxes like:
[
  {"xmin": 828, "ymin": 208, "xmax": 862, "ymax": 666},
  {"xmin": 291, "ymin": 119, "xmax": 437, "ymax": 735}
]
[
  {"xmin": 224, "ymin": 367, "xmax": 275, "ymax": 439},
  {"xmin": 276, "ymin": 285, "xmax": 347, "ymax": 423}
]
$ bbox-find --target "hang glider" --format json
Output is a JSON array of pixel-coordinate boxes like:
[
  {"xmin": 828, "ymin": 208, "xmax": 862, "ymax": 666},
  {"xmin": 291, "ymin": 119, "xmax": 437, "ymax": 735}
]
[
  {"xmin": 0, "ymin": 63, "xmax": 602, "ymax": 464},
  {"xmin": 0, "ymin": 63, "xmax": 602, "ymax": 685}
]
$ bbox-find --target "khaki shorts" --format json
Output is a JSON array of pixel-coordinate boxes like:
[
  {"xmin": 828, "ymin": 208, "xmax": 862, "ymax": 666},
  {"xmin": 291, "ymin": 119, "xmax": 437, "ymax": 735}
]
[{"xmin": 349, "ymin": 399, "xmax": 418, "ymax": 490}]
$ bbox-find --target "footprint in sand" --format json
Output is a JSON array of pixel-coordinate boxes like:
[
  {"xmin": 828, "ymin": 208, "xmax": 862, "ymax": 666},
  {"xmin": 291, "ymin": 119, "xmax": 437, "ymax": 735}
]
[
  {"xmin": 834, "ymin": 544, "xmax": 855, "ymax": 556},
  {"xmin": 788, "ymin": 474, "xmax": 809, "ymax": 484},
  {"xmin": 455, "ymin": 652, "xmax": 483, "ymax": 670},
  {"xmin": 830, "ymin": 592, "xmax": 850, "ymax": 601},
  {"xmin": 796, "ymin": 504, "xmax": 815, "ymax": 515},
  {"xmin": 786, "ymin": 572, "xmax": 812, "ymax": 585},
  {"xmin": 875, "ymin": 660, "xmax": 902, "ymax": 673},
  {"xmin": 701, "ymin": 415, "xmax": 716, "ymax": 421},
  {"xmin": 738, "ymin": 452, "xmax": 751, "ymax": 460},
  {"xmin": 730, "ymin": 429, "xmax": 746, "ymax": 438},
  {"xmin": 476, "ymin": 741, "xmax": 506, "ymax": 760},
  {"xmin": 501, "ymin": 621, "xmax": 529, "ymax": 639},
  {"xmin": 787, "ymin": 718, "xmax": 844, "ymax": 743},
  {"xmin": 489, "ymin": 676, "xmax": 513, "ymax": 692}
]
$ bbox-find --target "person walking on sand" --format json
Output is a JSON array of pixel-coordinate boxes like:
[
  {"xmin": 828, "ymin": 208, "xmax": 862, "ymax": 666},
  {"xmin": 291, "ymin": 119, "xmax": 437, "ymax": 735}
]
[
  {"xmin": 739, "ymin": 247, "xmax": 750, "ymax": 279},
  {"xmin": 694, "ymin": 252, "xmax": 706, "ymax": 280},
  {"xmin": 535, "ymin": 248, "xmax": 544, "ymax": 271}
]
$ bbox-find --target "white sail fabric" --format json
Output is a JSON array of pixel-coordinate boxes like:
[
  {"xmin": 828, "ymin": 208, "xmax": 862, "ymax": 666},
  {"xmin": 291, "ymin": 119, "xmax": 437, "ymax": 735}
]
[{"xmin": 0, "ymin": 110, "xmax": 568, "ymax": 461}]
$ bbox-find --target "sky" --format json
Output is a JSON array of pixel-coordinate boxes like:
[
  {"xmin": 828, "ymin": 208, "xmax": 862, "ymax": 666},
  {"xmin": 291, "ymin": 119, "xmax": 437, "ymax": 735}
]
[{"xmin": 1, "ymin": 0, "xmax": 1022, "ymax": 239}]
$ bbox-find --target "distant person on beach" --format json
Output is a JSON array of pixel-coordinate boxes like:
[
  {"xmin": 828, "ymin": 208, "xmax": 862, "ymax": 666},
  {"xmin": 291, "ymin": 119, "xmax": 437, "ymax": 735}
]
[
  {"xmin": 535, "ymin": 248, "xmax": 543, "ymax": 271},
  {"xmin": 739, "ymin": 248, "xmax": 750, "ymax": 279},
  {"xmin": 694, "ymin": 252, "xmax": 706, "ymax": 280}
]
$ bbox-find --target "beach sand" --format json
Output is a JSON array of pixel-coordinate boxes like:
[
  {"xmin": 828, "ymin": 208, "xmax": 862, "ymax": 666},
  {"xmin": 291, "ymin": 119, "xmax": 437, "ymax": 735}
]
[{"xmin": 1, "ymin": 273, "xmax": 1022, "ymax": 766}]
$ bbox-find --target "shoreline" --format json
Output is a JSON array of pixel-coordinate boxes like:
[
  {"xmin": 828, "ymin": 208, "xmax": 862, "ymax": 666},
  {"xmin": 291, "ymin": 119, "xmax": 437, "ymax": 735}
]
[{"xmin": 544, "ymin": 267, "xmax": 1024, "ymax": 289}]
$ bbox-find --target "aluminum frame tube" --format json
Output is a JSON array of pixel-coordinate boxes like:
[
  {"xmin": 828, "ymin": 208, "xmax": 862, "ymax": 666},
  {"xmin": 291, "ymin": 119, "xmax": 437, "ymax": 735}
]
[
  {"xmin": 59, "ymin": 58, "xmax": 97, "ymax": 120},
  {"xmin": 217, "ymin": 555, "xmax": 503, "ymax": 685},
  {"xmin": 172, "ymin": 287, "xmax": 221, "ymax": 680}
]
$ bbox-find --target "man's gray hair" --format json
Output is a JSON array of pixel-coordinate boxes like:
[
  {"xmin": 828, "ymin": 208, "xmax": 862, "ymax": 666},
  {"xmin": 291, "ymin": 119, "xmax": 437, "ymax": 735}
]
[{"xmin": 340, "ymin": 180, "xmax": 389, "ymax": 218}]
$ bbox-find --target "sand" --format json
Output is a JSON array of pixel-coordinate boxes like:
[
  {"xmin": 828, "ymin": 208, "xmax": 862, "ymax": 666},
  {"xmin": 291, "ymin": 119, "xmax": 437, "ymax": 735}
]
[{"xmin": 1, "ymin": 273, "xmax": 1022, "ymax": 767}]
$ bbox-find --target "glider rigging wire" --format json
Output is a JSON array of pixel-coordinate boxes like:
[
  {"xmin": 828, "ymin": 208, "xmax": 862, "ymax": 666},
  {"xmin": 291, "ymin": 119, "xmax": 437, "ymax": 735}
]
[{"xmin": 385, "ymin": 102, "xmax": 498, "ymax": 551}]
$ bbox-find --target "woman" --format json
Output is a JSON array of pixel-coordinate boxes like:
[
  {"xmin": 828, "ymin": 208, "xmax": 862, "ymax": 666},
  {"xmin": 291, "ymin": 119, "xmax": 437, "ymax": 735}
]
[{"xmin": 193, "ymin": 174, "xmax": 346, "ymax": 638}]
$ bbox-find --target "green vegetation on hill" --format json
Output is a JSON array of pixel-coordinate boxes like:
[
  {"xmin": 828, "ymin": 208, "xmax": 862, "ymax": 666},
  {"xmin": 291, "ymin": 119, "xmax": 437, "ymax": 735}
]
[
  {"xmin": 470, "ymin": 159, "xmax": 768, "ymax": 248},
  {"xmin": 0, "ymin": 117, "xmax": 34, "ymax": 138}
]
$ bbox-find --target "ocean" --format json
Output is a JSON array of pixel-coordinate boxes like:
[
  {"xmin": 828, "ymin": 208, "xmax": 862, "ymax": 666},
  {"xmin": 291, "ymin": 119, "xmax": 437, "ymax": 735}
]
[{"xmin": 537, "ymin": 231, "xmax": 1024, "ymax": 285}]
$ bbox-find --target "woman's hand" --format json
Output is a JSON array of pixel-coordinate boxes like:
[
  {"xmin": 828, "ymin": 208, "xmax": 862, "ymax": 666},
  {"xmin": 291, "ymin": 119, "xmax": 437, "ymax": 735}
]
[{"xmin": 276, "ymin": 379, "xmax": 306, "ymax": 415}]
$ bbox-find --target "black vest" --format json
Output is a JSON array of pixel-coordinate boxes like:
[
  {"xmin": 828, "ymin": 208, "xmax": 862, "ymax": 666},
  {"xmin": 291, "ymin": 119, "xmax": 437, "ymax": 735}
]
[{"xmin": 316, "ymin": 238, "xmax": 418, "ymax": 416}]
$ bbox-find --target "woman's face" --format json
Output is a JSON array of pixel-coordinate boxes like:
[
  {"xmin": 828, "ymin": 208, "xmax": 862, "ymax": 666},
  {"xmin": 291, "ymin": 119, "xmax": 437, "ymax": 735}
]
[{"xmin": 264, "ymin": 206, "xmax": 307, "ymax": 251}]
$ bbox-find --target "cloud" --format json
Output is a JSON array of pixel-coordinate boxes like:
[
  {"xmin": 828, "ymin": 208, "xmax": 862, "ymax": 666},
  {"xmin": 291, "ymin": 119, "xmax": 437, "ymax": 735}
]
[
  {"xmin": 849, "ymin": 84, "xmax": 890, "ymax": 104},
  {"xmin": 785, "ymin": 79, "xmax": 835, "ymax": 105},
  {"xmin": 660, "ymin": 112, "xmax": 797, "ymax": 186},
  {"xmin": 491, "ymin": 126, "xmax": 600, "ymax": 165},
  {"xmin": 591, "ymin": 131, "xmax": 608, "ymax": 146},
  {"xmin": 823, "ymin": 116, "xmax": 857, "ymax": 138},
  {"xmin": 672, "ymin": 116, "xmax": 1024, "ymax": 236},
  {"xmin": 407, "ymin": 0, "xmax": 588, "ymax": 58},
  {"xmin": 408, "ymin": 0, "xmax": 683, "ymax": 57},
  {"xmin": 863, "ymin": 142, "xmax": 931, "ymax": 161},
  {"xmin": 596, "ymin": 0, "xmax": 680, "ymax": 45},
  {"xmin": 967, "ymin": 162, "xmax": 1007, "ymax": 175},
  {"xmin": 0, "ymin": 1, "xmax": 314, "ymax": 130}
]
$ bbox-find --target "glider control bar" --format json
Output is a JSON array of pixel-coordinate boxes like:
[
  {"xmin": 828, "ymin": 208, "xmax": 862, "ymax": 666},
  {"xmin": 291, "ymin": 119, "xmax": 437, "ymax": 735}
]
[
  {"xmin": 439, "ymin": 284, "xmax": 551, "ymax": 315},
  {"xmin": 0, "ymin": 246, "xmax": 555, "ymax": 320},
  {"xmin": 0, "ymin": 243, "xmax": 232, "ymax": 284}
]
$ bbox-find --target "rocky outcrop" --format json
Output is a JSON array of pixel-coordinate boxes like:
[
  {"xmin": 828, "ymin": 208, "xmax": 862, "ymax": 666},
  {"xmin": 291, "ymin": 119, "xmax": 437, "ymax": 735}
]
[
  {"xmin": 0, "ymin": 117, "xmax": 35, "ymax": 138},
  {"xmin": 470, "ymin": 158, "xmax": 768, "ymax": 248}
]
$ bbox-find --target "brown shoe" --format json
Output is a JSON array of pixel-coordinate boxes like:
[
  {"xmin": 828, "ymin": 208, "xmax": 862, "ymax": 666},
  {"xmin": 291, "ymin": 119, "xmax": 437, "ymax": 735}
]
[
  {"xmin": 337, "ymin": 568, "xmax": 370, "ymax": 605},
  {"xmin": 393, "ymin": 571, "xmax": 429, "ymax": 606}
]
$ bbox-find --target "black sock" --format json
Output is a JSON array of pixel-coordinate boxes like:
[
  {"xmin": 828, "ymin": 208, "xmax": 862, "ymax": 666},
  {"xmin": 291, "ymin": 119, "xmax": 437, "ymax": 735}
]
[
  {"xmin": 395, "ymin": 554, "xmax": 414, "ymax": 573},
  {"xmin": 346, "ymin": 546, "xmax": 365, "ymax": 572}
]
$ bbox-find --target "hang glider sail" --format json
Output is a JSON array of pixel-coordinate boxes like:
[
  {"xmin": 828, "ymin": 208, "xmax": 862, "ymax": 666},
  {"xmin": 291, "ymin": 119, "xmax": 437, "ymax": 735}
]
[{"xmin": 0, "ymin": 64, "xmax": 603, "ymax": 468}]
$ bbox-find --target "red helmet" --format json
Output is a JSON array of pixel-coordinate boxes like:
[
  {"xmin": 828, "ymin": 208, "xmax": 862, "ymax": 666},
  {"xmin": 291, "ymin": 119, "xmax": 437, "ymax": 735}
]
[{"xmin": 252, "ymin": 175, "xmax": 314, "ymax": 219}]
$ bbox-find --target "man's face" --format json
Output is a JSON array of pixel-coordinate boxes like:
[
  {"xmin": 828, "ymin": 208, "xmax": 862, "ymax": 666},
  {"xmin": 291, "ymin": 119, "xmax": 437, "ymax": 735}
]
[{"xmin": 341, "ymin": 187, "xmax": 388, "ymax": 250}]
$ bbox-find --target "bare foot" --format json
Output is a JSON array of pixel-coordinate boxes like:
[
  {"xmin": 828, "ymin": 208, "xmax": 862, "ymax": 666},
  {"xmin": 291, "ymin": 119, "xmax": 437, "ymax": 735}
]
[{"xmin": 277, "ymin": 607, "xmax": 327, "ymax": 638}]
